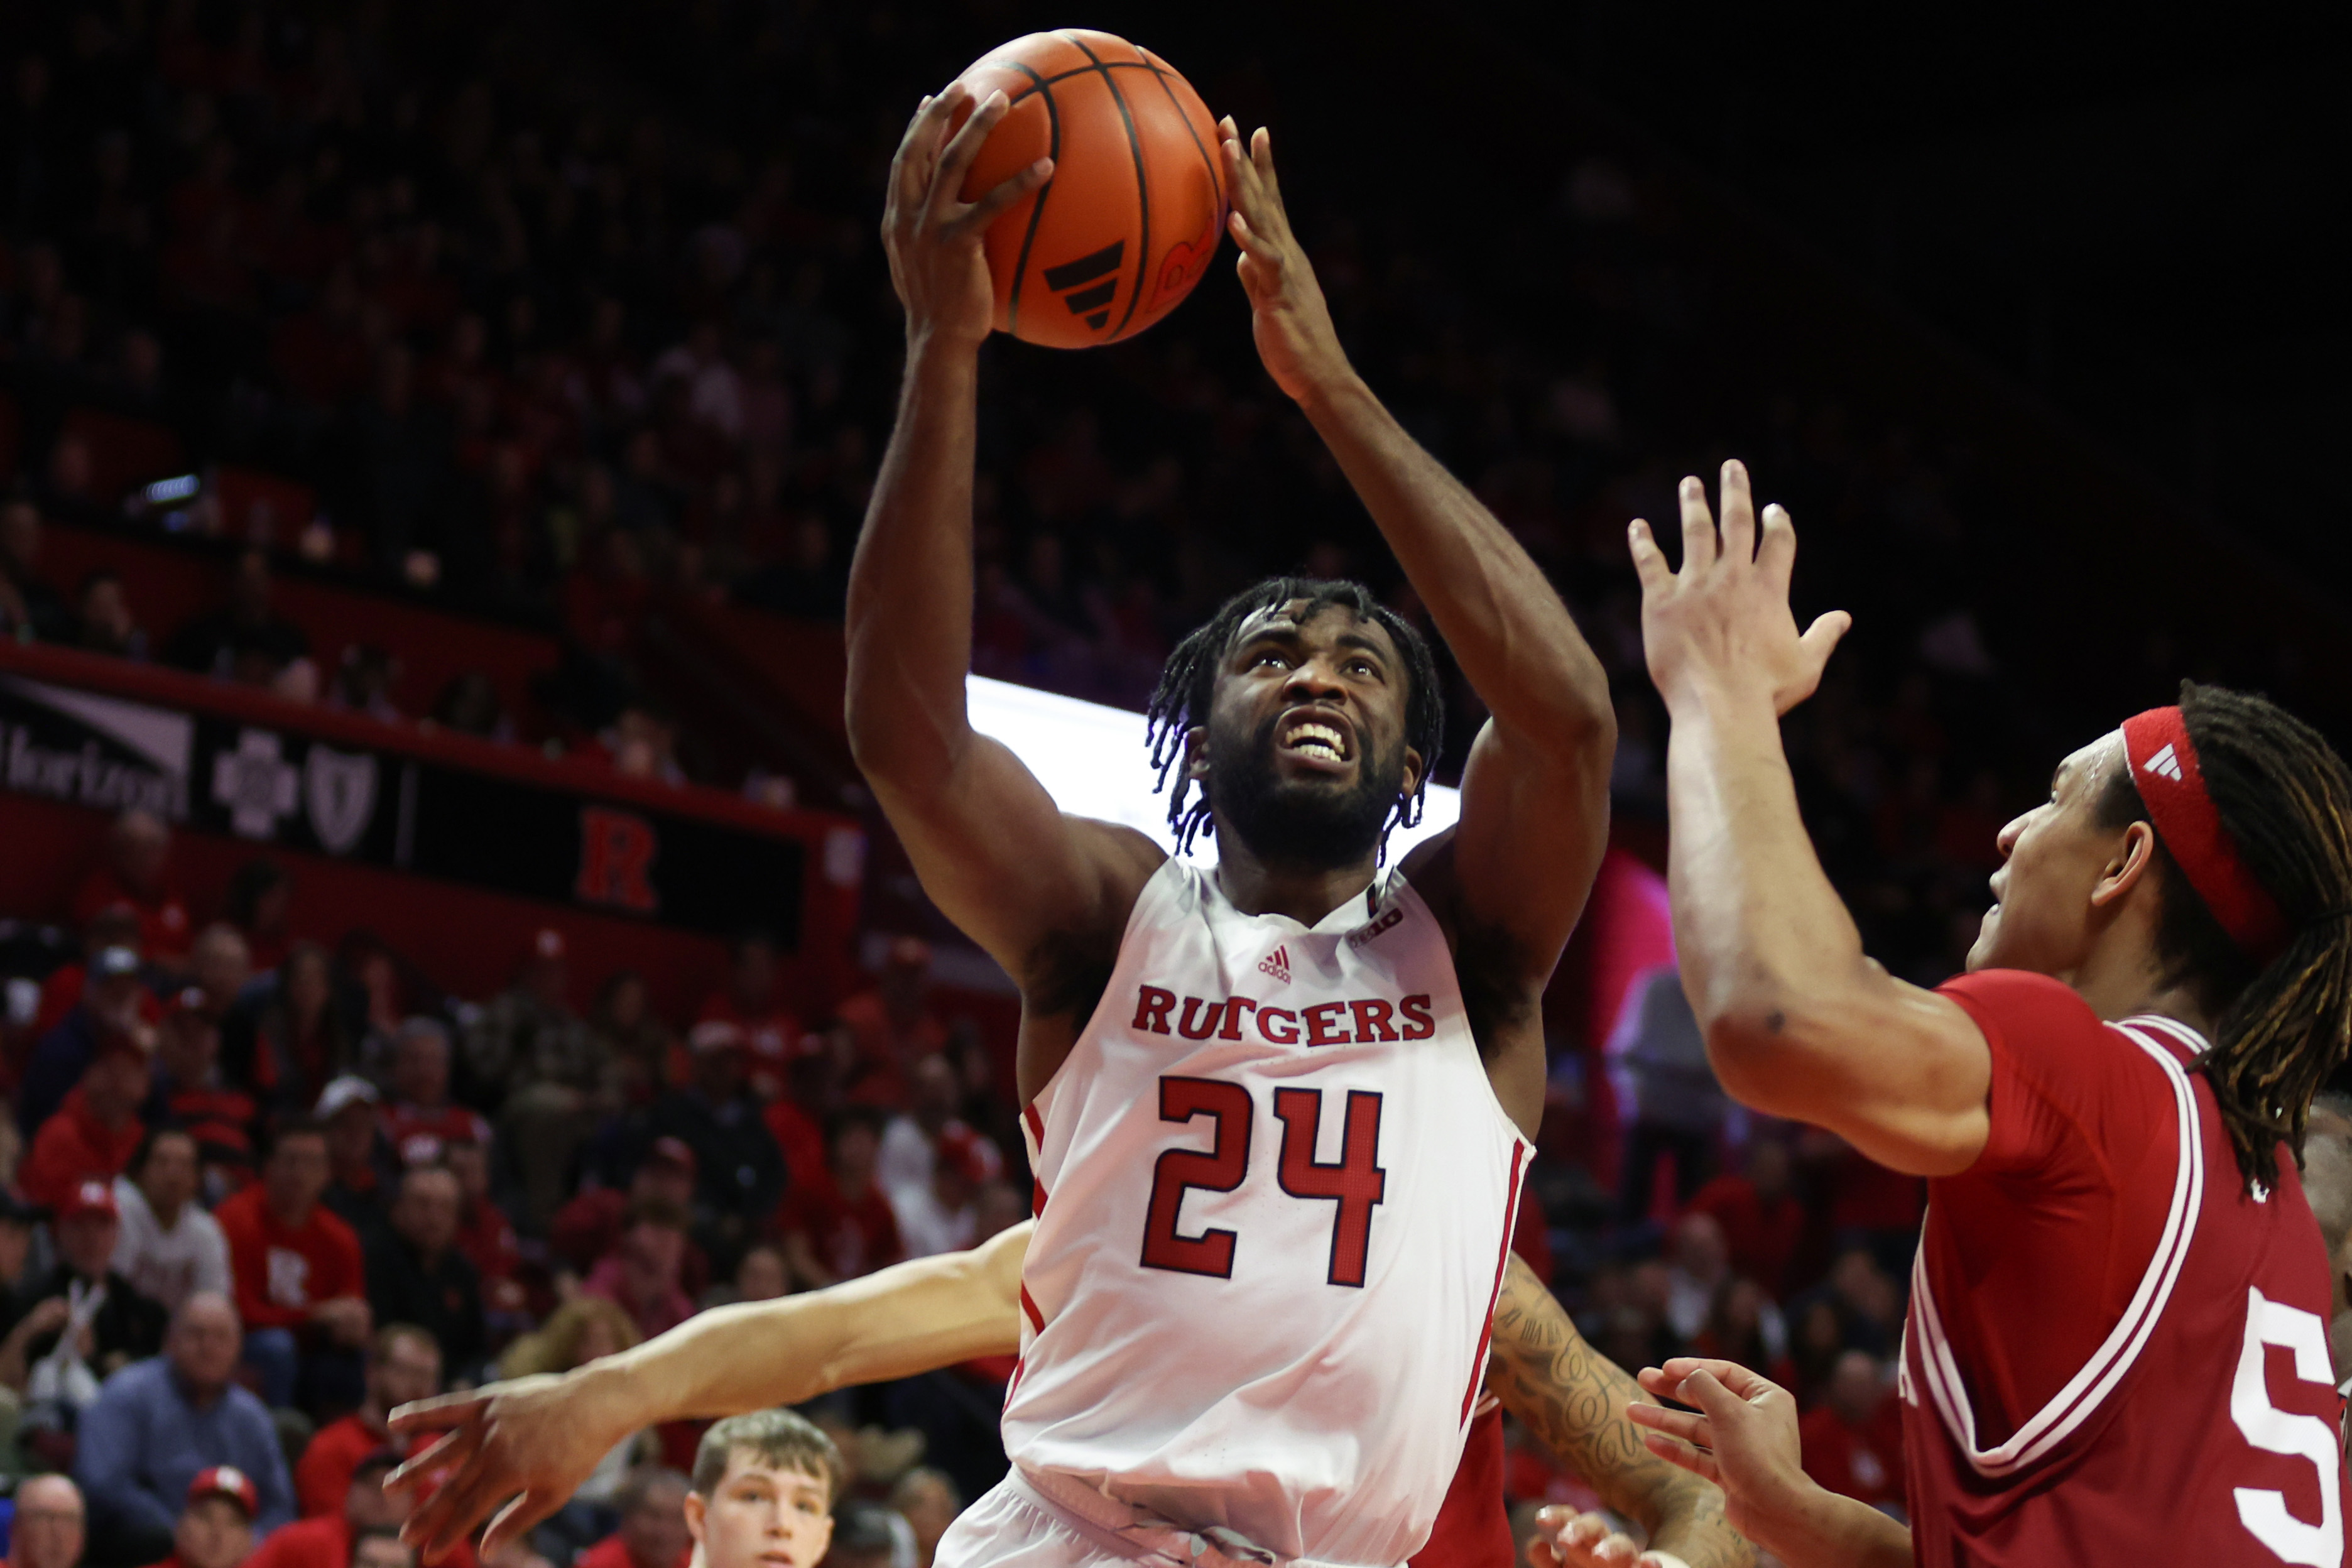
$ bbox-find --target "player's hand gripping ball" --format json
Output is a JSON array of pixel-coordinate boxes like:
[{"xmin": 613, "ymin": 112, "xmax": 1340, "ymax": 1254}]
[{"xmin": 947, "ymin": 30, "xmax": 1227, "ymax": 349}]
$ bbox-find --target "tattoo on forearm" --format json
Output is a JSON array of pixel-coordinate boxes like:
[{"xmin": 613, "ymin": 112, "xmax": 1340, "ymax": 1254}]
[{"xmin": 1489, "ymin": 1255, "xmax": 1753, "ymax": 1568}]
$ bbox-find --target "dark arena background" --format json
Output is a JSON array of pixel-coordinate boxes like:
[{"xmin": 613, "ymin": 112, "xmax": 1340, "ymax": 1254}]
[{"xmin": 0, "ymin": 1, "xmax": 2347, "ymax": 1564}]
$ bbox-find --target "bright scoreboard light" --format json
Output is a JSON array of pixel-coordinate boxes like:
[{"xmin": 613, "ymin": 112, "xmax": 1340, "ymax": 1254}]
[{"xmin": 966, "ymin": 675, "xmax": 1461, "ymax": 864}]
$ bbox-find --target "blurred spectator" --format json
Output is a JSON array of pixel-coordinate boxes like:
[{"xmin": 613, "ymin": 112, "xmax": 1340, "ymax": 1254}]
[
  {"xmin": 596, "ymin": 702, "xmax": 684, "ymax": 787},
  {"xmin": 1691, "ymin": 1276, "xmax": 1792, "ymax": 1387},
  {"xmin": 9, "ymin": 1476, "xmax": 85, "ymax": 1568},
  {"xmin": 112, "ymin": 1128, "xmax": 232, "ymax": 1314},
  {"xmin": 690, "ymin": 935, "xmax": 798, "ymax": 1102},
  {"xmin": 237, "ymin": 1447, "xmax": 407, "ymax": 1568},
  {"xmin": 427, "ymin": 673, "xmax": 509, "ymax": 742},
  {"xmin": 1662, "ymin": 1214, "xmax": 1731, "ymax": 1345},
  {"xmin": 582, "ymin": 1199, "xmax": 693, "ymax": 1342},
  {"xmin": 21, "ymin": 1035, "xmax": 151, "ymax": 1209},
  {"xmin": 442, "ymin": 1138, "xmax": 525, "ymax": 1325},
  {"xmin": 494, "ymin": 1299, "xmax": 653, "ymax": 1506},
  {"xmin": 1685, "ymin": 1137, "xmax": 1804, "ymax": 1294},
  {"xmin": 347, "ymin": 1532, "xmax": 413, "ymax": 1568},
  {"xmin": 889, "ymin": 1469, "xmax": 960, "ymax": 1568},
  {"xmin": 71, "ymin": 570, "xmax": 146, "ymax": 660},
  {"xmin": 380, "ymin": 1020, "xmax": 490, "ymax": 1162},
  {"xmin": 586, "ymin": 971, "xmax": 674, "ymax": 1109},
  {"xmin": 1609, "ymin": 969, "xmax": 1725, "ymax": 1221},
  {"xmin": 875, "ymin": 1057, "xmax": 962, "ymax": 1211},
  {"xmin": 889, "ymin": 1126, "xmax": 1000, "ymax": 1262},
  {"xmin": 75, "ymin": 1293, "xmax": 293, "ymax": 1567},
  {"xmin": 154, "ymin": 1467, "xmax": 260, "ymax": 1568},
  {"xmin": 294, "ymin": 1326, "xmax": 440, "ymax": 1518},
  {"xmin": 833, "ymin": 939, "xmax": 945, "ymax": 1106},
  {"xmin": 248, "ymin": 945, "xmax": 354, "ymax": 1116},
  {"xmin": 316, "ymin": 1077, "xmax": 393, "ymax": 1234},
  {"xmin": 221, "ymin": 861, "xmax": 293, "ymax": 977},
  {"xmin": 67, "ymin": 811, "xmax": 189, "ymax": 964},
  {"xmin": 463, "ymin": 930, "xmax": 590, "ymax": 1118},
  {"xmin": 776, "ymin": 1109, "xmax": 901, "ymax": 1290},
  {"xmin": 3, "ymin": 1179, "xmax": 166, "ymax": 1407},
  {"xmin": 819, "ymin": 1503, "xmax": 899, "ymax": 1568},
  {"xmin": 147, "ymin": 991, "xmax": 259, "ymax": 1171},
  {"xmin": 1800, "ymin": 1129, "xmax": 1926, "ymax": 1276},
  {"xmin": 550, "ymin": 1140, "xmax": 710, "ymax": 1302},
  {"xmin": 27, "ymin": 908, "xmax": 149, "ymax": 1043},
  {"xmin": 21, "ymin": 946, "xmax": 153, "ymax": 1135},
  {"xmin": 643, "ymin": 1024, "xmax": 786, "ymax": 1268},
  {"xmin": 573, "ymin": 1467, "xmax": 690, "ymax": 1568},
  {"xmin": 0, "ymin": 499, "xmax": 71, "ymax": 643},
  {"xmin": 363, "ymin": 1164, "xmax": 484, "ymax": 1376},
  {"xmin": 214, "ymin": 1121, "xmax": 371, "ymax": 1411},
  {"xmin": 163, "ymin": 549, "xmax": 310, "ymax": 687},
  {"xmin": 329, "ymin": 648, "xmax": 402, "ymax": 726},
  {"xmin": 1797, "ymin": 1350, "xmax": 1905, "ymax": 1512}
]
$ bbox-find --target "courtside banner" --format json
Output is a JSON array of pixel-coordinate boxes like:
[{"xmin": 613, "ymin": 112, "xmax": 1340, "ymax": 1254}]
[{"xmin": 0, "ymin": 670, "xmax": 808, "ymax": 939}]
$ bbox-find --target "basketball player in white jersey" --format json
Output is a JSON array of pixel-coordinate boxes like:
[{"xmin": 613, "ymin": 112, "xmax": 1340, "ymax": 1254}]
[{"xmin": 849, "ymin": 86, "xmax": 1606, "ymax": 1568}]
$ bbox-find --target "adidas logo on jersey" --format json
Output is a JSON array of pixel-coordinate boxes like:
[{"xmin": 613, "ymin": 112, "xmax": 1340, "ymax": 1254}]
[
  {"xmin": 2143, "ymin": 743, "xmax": 2184, "ymax": 783},
  {"xmin": 1258, "ymin": 944, "xmax": 1292, "ymax": 983}
]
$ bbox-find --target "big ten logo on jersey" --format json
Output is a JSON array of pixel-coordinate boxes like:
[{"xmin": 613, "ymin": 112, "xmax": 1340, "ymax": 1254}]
[
  {"xmin": 1130, "ymin": 984, "xmax": 1434, "ymax": 1048},
  {"xmin": 1347, "ymin": 903, "xmax": 1405, "ymax": 948}
]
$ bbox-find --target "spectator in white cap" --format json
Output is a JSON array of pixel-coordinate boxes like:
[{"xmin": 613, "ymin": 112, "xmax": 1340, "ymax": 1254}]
[
  {"xmin": 112, "ymin": 1128, "xmax": 232, "ymax": 1314},
  {"xmin": 315, "ymin": 1077, "xmax": 393, "ymax": 1235}
]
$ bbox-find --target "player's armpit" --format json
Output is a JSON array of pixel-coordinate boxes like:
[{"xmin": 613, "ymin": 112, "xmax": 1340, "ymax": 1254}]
[{"xmin": 1488, "ymin": 1255, "xmax": 1754, "ymax": 1568}]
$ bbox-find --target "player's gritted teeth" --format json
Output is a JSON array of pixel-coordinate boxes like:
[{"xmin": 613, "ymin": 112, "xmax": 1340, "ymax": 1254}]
[{"xmin": 1277, "ymin": 709, "xmax": 1355, "ymax": 770}]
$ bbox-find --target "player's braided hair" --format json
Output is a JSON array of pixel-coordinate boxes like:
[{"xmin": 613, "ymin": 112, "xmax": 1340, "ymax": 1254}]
[
  {"xmin": 1144, "ymin": 577, "xmax": 1444, "ymax": 859},
  {"xmin": 2099, "ymin": 681, "xmax": 2352, "ymax": 1192}
]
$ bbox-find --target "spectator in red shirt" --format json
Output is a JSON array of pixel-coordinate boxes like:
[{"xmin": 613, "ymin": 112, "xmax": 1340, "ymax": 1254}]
[
  {"xmin": 22, "ymin": 1034, "xmax": 151, "ymax": 1209},
  {"xmin": 70, "ymin": 809, "xmax": 192, "ymax": 966},
  {"xmin": 241, "ymin": 1449, "xmax": 415, "ymax": 1568},
  {"xmin": 1684, "ymin": 1136, "xmax": 1804, "ymax": 1293},
  {"xmin": 380, "ymin": 1020, "xmax": 491, "ymax": 1162},
  {"xmin": 151, "ymin": 1464, "xmax": 261, "ymax": 1568},
  {"xmin": 551, "ymin": 1141, "xmax": 710, "ymax": 1302},
  {"xmin": 776, "ymin": 1108, "xmax": 901, "ymax": 1290},
  {"xmin": 831, "ymin": 939, "xmax": 946, "ymax": 1109},
  {"xmin": 1797, "ymin": 1349, "xmax": 1906, "ymax": 1511},
  {"xmin": 295, "ymin": 1326, "xmax": 442, "ymax": 1516},
  {"xmin": 147, "ymin": 992, "xmax": 259, "ymax": 1173},
  {"xmin": 576, "ymin": 1467, "xmax": 692, "ymax": 1568},
  {"xmin": 441, "ymin": 1138, "xmax": 522, "ymax": 1300},
  {"xmin": 214, "ymin": 1121, "xmax": 371, "ymax": 1411},
  {"xmin": 583, "ymin": 1198, "xmax": 695, "ymax": 1342},
  {"xmin": 689, "ymin": 935, "xmax": 801, "ymax": 1102}
]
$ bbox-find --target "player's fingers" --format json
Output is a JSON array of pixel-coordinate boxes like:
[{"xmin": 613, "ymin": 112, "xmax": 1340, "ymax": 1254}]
[
  {"xmin": 891, "ymin": 90, "xmax": 959, "ymax": 203},
  {"xmin": 1639, "ymin": 1430, "xmax": 1722, "ymax": 1486},
  {"xmin": 1650, "ymin": 1355, "xmax": 1767, "ymax": 1393},
  {"xmin": 1756, "ymin": 499, "xmax": 1798, "ymax": 585},
  {"xmin": 1625, "ymin": 1400, "xmax": 1711, "ymax": 1448},
  {"xmin": 952, "ymin": 156, "xmax": 1054, "ymax": 232},
  {"xmin": 385, "ymin": 1422, "xmax": 481, "ymax": 1494},
  {"xmin": 1559, "ymin": 1513, "xmax": 1613, "ymax": 1547},
  {"xmin": 1672, "ymin": 1366, "xmax": 1776, "ymax": 1427},
  {"xmin": 1675, "ymin": 476, "xmax": 1718, "ymax": 571},
  {"xmin": 1627, "ymin": 519, "xmax": 1672, "ymax": 590},
  {"xmin": 1798, "ymin": 611, "xmax": 1853, "ymax": 677},
  {"xmin": 931, "ymin": 89, "xmax": 1009, "ymax": 207},
  {"xmin": 1251, "ymin": 125, "xmax": 1282, "ymax": 201},
  {"xmin": 479, "ymin": 1488, "xmax": 566, "ymax": 1565},
  {"xmin": 1221, "ymin": 132, "xmax": 1269, "ymax": 226},
  {"xmin": 1717, "ymin": 459, "xmax": 1755, "ymax": 564},
  {"xmin": 386, "ymin": 1390, "xmax": 491, "ymax": 1437},
  {"xmin": 402, "ymin": 1456, "xmax": 508, "ymax": 1563}
]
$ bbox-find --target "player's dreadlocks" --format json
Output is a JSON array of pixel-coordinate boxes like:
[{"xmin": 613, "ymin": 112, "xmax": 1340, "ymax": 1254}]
[
  {"xmin": 1144, "ymin": 578, "xmax": 1444, "ymax": 859},
  {"xmin": 2100, "ymin": 681, "xmax": 2352, "ymax": 1192}
]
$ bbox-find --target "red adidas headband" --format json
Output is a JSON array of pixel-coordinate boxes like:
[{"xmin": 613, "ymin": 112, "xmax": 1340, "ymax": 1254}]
[{"xmin": 2119, "ymin": 706, "xmax": 2288, "ymax": 962}]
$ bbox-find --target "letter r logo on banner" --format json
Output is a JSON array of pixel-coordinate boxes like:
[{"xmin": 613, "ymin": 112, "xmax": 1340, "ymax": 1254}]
[{"xmin": 576, "ymin": 805, "xmax": 659, "ymax": 913}]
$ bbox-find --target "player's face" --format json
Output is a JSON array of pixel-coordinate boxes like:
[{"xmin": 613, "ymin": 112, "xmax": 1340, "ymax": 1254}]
[
  {"xmin": 1195, "ymin": 602, "xmax": 1422, "ymax": 871},
  {"xmin": 1968, "ymin": 732, "xmax": 2133, "ymax": 976},
  {"xmin": 684, "ymin": 1456, "xmax": 834, "ymax": 1568}
]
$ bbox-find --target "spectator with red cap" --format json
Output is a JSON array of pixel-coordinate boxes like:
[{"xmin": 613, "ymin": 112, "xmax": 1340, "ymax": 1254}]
[
  {"xmin": 363, "ymin": 1165, "xmax": 484, "ymax": 1376},
  {"xmin": 146, "ymin": 1466, "xmax": 261, "ymax": 1568},
  {"xmin": 21, "ymin": 947, "xmax": 155, "ymax": 1138},
  {"xmin": 214, "ymin": 1122, "xmax": 371, "ymax": 1412},
  {"xmin": 77, "ymin": 1293, "xmax": 294, "ymax": 1566},
  {"xmin": 113, "ymin": 1128, "xmax": 232, "ymax": 1315},
  {"xmin": 69, "ymin": 810, "xmax": 191, "ymax": 967},
  {"xmin": 574, "ymin": 1467, "xmax": 690, "ymax": 1568},
  {"xmin": 831, "ymin": 937, "xmax": 945, "ymax": 1107},
  {"xmin": 689, "ymin": 934, "xmax": 800, "ymax": 1102},
  {"xmin": 582, "ymin": 1199, "xmax": 695, "ymax": 1341},
  {"xmin": 1, "ymin": 1179, "xmax": 166, "ymax": 1399},
  {"xmin": 550, "ymin": 1141, "xmax": 710, "ymax": 1301},
  {"xmin": 22, "ymin": 1037, "xmax": 152, "ymax": 1211},
  {"xmin": 144, "ymin": 994, "xmax": 259, "ymax": 1172},
  {"xmin": 775, "ymin": 1108, "xmax": 901, "ymax": 1290},
  {"xmin": 315, "ymin": 1079, "xmax": 393, "ymax": 1236},
  {"xmin": 294, "ymin": 1326, "xmax": 441, "ymax": 1518},
  {"xmin": 379, "ymin": 1022, "xmax": 490, "ymax": 1162},
  {"xmin": 641, "ymin": 1027, "xmax": 785, "ymax": 1270}
]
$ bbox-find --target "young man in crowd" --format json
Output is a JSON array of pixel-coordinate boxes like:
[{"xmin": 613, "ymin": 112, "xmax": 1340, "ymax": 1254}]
[
  {"xmin": 150, "ymin": 1467, "xmax": 263, "ymax": 1568},
  {"xmin": 214, "ymin": 1122, "xmax": 371, "ymax": 1411},
  {"xmin": 363, "ymin": 1167, "xmax": 484, "ymax": 1377},
  {"xmin": 574, "ymin": 1468, "xmax": 692, "ymax": 1568},
  {"xmin": 297, "ymin": 1326, "xmax": 443, "ymax": 1517},
  {"xmin": 681, "ymin": 1412, "xmax": 840, "ymax": 1568},
  {"xmin": 21, "ymin": 1036, "xmax": 152, "ymax": 1210},
  {"xmin": 113, "ymin": 1128, "xmax": 233, "ymax": 1314}
]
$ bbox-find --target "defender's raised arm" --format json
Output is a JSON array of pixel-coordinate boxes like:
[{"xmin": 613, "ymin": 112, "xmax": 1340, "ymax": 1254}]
[{"xmin": 1219, "ymin": 122, "xmax": 1617, "ymax": 1134}]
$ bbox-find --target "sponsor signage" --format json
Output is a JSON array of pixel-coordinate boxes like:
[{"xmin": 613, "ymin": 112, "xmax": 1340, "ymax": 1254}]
[{"xmin": 0, "ymin": 675, "xmax": 803, "ymax": 942}]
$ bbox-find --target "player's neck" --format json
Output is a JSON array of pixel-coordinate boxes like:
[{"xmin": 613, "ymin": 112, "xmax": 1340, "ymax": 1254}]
[
  {"xmin": 1213, "ymin": 837, "xmax": 1377, "ymax": 927},
  {"xmin": 2071, "ymin": 940, "xmax": 2220, "ymax": 1041}
]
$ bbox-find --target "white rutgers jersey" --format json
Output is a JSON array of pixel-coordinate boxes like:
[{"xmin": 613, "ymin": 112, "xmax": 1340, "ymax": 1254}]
[{"xmin": 1002, "ymin": 857, "xmax": 1531, "ymax": 1567}]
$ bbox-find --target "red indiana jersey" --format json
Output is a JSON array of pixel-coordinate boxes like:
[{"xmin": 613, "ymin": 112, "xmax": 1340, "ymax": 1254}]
[{"xmin": 1901, "ymin": 971, "xmax": 2348, "ymax": 1566}]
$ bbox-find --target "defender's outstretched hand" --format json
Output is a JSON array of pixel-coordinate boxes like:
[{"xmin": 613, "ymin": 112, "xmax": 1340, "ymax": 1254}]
[
  {"xmin": 882, "ymin": 85, "xmax": 1054, "ymax": 348},
  {"xmin": 1219, "ymin": 119, "xmax": 1351, "ymax": 403},
  {"xmin": 1628, "ymin": 461, "xmax": 1850, "ymax": 718},
  {"xmin": 384, "ymin": 1374, "xmax": 634, "ymax": 1565}
]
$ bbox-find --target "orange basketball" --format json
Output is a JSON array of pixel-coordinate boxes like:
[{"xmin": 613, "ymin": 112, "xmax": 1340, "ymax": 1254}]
[{"xmin": 950, "ymin": 30, "xmax": 1226, "ymax": 350}]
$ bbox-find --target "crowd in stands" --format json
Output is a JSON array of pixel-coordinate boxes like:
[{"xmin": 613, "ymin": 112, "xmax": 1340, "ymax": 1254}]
[{"xmin": 4, "ymin": 1, "xmax": 2334, "ymax": 1564}]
